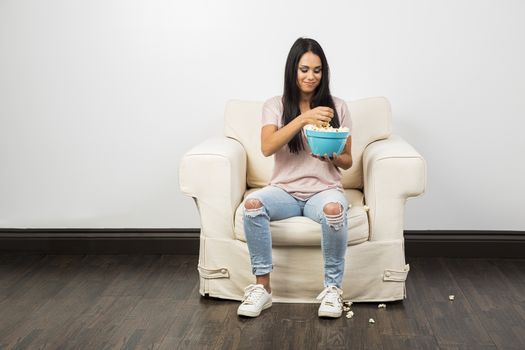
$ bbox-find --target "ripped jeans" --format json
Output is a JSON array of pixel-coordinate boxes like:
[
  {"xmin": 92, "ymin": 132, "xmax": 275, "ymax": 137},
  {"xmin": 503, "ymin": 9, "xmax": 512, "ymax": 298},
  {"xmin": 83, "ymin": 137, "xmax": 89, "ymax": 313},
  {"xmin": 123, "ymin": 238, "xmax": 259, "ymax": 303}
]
[{"xmin": 243, "ymin": 185, "xmax": 349, "ymax": 288}]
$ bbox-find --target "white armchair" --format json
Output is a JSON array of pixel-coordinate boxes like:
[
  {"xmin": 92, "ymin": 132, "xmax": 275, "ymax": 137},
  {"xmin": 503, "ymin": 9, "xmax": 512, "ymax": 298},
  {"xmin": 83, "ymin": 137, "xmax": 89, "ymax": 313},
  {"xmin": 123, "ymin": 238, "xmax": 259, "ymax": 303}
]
[{"xmin": 179, "ymin": 97, "xmax": 426, "ymax": 303}]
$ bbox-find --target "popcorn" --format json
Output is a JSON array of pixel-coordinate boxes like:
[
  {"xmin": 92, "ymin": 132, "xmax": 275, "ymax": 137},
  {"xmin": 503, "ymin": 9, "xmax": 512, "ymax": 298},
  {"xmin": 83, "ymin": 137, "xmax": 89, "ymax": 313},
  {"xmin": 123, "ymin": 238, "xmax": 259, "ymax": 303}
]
[
  {"xmin": 378, "ymin": 303, "xmax": 386, "ymax": 309},
  {"xmin": 449, "ymin": 295, "xmax": 455, "ymax": 301},
  {"xmin": 304, "ymin": 124, "xmax": 350, "ymax": 132},
  {"xmin": 368, "ymin": 318, "xmax": 375, "ymax": 324},
  {"xmin": 342, "ymin": 300, "xmax": 354, "ymax": 317}
]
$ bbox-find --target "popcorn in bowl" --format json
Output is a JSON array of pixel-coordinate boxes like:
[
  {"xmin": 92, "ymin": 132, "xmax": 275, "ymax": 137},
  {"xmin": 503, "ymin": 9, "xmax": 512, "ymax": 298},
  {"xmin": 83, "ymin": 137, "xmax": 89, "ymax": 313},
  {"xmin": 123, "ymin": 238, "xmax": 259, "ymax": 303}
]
[{"xmin": 303, "ymin": 124, "xmax": 350, "ymax": 132}]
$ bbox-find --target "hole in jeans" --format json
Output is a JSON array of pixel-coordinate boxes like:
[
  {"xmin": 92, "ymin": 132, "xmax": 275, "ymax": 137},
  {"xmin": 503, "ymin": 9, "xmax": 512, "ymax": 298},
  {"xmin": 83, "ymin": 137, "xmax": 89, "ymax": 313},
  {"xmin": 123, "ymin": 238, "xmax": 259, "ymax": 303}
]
[
  {"xmin": 244, "ymin": 207, "xmax": 265, "ymax": 218},
  {"xmin": 244, "ymin": 199, "xmax": 266, "ymax": 218},
  {"xmin": 323, "ymin": 202, "xmax": 345, "ymax": 231}
]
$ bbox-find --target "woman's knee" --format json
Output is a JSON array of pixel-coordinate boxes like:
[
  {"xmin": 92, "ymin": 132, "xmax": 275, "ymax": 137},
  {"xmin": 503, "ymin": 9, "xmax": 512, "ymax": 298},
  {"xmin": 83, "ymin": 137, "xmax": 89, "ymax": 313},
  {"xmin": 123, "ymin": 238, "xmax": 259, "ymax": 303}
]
[
  {"xmin": 244, "ymin": 198, "xmax": 263, "ymax": 210},
  {"xmin": 323, "ymin": 202, "xmax": 343, "ymax": 216}
]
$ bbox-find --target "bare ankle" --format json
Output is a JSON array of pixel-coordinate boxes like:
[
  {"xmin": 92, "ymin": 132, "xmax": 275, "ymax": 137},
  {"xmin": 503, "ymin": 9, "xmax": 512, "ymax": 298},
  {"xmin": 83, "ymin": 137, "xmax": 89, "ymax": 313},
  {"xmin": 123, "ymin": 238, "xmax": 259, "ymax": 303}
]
[{"xmin": 256, "ymin": 274, "xmax": 271, "ymax": 294}]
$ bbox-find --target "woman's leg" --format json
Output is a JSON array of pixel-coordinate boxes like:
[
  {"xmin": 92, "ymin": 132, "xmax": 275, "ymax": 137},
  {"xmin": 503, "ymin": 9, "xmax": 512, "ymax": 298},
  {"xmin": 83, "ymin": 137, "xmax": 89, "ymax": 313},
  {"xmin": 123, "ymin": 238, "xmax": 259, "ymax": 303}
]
[
  {"xmin": 243, "ymin": 185, "xmax": 301, "ymax": 292},
  {"xmin": 303, "ymin": 189, "xmax": 349, "ymax": 288}
]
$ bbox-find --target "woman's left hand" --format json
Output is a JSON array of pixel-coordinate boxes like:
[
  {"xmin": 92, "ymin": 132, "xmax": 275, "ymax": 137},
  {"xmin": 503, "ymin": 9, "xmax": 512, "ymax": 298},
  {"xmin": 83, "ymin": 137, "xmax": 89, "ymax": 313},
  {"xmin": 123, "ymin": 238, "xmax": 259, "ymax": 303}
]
[
  {"xmin": 311, "ymin": 152, "xmax": 340, "ymax": 166},
  {"xmin": 311, "ymin": 151, "xmax": 353, "ymax": 170},
  {"xmin": 311, "ymin": 136, "xmax": 353, "ymax": 170}
]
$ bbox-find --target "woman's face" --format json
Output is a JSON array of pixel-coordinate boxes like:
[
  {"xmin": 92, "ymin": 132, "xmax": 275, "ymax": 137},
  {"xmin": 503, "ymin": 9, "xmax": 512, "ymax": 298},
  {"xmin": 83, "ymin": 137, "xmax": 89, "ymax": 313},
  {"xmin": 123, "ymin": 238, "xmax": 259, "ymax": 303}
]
[{"xmin": 296, "ymin": 51, "xmax": 322, "ymax": 95}]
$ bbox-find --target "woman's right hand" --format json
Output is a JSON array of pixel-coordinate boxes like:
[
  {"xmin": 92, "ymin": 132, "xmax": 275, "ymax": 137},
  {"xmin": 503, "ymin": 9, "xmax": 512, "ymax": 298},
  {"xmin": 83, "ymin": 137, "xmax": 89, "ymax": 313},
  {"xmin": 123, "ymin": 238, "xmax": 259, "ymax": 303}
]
[{"xmin": 300, "ymin": 106, "xmax": 334, "ymax": 127}]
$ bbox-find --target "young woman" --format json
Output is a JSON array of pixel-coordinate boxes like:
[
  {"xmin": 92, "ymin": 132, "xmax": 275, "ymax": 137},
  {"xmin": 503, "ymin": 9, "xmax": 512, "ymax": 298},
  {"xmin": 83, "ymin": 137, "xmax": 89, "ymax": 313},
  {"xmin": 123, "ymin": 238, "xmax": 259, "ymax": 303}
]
[{"xmin": 237, "ymin": 37, "xmax": 353, "ymax": 318}]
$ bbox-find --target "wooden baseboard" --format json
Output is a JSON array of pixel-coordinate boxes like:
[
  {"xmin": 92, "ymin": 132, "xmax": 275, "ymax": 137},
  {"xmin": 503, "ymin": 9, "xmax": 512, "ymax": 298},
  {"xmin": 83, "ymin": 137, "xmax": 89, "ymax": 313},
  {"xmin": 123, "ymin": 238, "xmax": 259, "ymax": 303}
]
[
  {"xmin": 404, "ymin": 230, "xmax": 525, "ymax": 258},
  {"xmin": 0, "ymin": 229, "xmax": 200, "ymax": 255},
  {"xmin": 0, "ymin": 229, "xmax": 524, "ymax": 258}
]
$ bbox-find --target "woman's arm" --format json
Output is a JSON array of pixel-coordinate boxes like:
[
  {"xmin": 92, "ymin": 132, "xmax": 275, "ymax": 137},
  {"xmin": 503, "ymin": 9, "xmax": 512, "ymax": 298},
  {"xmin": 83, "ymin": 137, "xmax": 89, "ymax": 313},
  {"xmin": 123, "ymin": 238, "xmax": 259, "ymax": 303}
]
[
  {"xmin": 261, "ymin": 107, "xmax": 334, "ymax": 157},
  {"xmin": 261, "ymin": 119, "xmax": 303, "ymax": 157},
  {"xmin": 332, "ymin": 136, "xmax": 353, "ymax": 170}
]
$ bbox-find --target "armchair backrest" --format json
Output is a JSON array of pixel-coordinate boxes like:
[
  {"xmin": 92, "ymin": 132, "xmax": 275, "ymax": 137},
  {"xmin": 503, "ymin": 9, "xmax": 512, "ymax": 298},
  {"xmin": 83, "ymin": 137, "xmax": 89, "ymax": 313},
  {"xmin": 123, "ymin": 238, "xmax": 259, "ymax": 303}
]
[{"xmin": 224, "ymin": 96, "xmax": 392, "ymax": 190}]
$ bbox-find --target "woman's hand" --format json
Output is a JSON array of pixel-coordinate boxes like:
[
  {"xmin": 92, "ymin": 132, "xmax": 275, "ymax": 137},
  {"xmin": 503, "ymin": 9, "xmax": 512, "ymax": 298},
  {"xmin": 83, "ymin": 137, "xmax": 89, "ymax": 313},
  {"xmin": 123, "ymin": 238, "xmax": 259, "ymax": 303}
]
[
  {"xmin": 300, "ymin": 107, "xmax": 334, "ymax": 127},
  {"xmin": 310, "ymin": 136, "xmax": 353, "ymax": 170},
  {"xmin": 311, "ymin": 152, "xmax": 340, "ymax": 166}
]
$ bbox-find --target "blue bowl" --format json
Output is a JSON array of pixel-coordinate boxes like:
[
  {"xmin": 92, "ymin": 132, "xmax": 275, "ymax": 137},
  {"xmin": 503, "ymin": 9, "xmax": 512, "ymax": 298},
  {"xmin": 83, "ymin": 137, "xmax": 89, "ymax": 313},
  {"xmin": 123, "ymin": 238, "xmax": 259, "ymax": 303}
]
[{"xmin": 305, "ymin": 129, "xmax": 350, "ymax": 157}]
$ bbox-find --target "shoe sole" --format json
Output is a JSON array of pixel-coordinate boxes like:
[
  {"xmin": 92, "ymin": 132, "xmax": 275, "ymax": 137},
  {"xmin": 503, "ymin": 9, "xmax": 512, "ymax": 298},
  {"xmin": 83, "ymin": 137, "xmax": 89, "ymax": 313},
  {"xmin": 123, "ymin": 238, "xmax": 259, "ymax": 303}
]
[
  {"xmin": 318, "ymin": 310, "xmax": 342, "ymax": 318},
  {"xmin": 237, "ymin": 301, "xmax": 272, "ymax": 317}
]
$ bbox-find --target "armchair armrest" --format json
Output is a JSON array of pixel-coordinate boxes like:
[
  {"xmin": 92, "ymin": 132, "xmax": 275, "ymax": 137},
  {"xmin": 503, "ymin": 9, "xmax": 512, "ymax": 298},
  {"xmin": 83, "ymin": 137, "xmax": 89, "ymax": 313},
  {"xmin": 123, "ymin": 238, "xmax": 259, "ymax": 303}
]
[
  {"xmin": 363, "ymin": 135, "xmax": 427, "ymax": 241},
  {"xmin": 179, "ymin": 137, "xmax": 247, "ymax": 240}
]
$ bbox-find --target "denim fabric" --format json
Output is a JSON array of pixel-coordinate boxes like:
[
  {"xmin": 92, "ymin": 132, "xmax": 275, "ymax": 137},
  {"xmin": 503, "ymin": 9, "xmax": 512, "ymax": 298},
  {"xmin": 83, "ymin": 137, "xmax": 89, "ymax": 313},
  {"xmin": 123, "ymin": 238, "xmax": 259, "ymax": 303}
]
[{"xmin": 243, "ymin": 185, "xmax": 349, "ymax": 288}]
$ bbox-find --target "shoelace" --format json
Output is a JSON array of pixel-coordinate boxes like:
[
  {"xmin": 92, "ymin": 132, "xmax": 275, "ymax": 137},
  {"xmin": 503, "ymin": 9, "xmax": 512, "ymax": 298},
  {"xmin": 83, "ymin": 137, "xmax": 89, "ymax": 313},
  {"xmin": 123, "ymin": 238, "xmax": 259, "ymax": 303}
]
[
  {"xmin": 316, "ymin": 286, "xmax": 342, "ymax": 307},
  {"xmin": 241, "ymin": 284, "xmax": 266, "ymax": 305}
]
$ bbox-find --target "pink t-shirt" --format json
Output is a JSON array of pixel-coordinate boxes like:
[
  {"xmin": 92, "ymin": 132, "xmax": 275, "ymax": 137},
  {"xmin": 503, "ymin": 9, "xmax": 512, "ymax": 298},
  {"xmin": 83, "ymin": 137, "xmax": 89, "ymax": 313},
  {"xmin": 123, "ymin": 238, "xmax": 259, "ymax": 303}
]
[{"xmin": 262, "ymin": 95, "xmax": 352, "ymax": 201}]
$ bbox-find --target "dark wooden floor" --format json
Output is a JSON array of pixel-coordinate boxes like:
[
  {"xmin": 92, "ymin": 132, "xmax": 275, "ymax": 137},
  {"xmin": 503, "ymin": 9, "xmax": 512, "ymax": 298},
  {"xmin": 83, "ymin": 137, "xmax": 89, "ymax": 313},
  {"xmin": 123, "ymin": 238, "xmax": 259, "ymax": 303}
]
[{"xmin": 0, "ymin": 255, "xmax": 524, "ymax": 350}]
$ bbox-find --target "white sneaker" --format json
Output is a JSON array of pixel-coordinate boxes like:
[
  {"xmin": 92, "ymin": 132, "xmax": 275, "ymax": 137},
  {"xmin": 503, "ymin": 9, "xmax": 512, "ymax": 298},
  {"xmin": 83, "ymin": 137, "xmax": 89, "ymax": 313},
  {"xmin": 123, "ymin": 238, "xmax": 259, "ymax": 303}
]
[
  {"xmin": 317, "ymin": 285, "xmax": 343, "ymax": 318},
  {"xmin": 237, "ymin": 284, "xmax": 272, "ymax": 317}
]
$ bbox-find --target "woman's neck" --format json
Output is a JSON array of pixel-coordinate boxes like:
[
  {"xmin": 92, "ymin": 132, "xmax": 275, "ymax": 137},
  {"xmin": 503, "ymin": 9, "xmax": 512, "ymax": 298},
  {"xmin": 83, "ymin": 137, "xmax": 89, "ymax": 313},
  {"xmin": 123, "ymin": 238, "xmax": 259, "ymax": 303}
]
[
  {"xmin": 299, "ymin": 100, "xmax": 310, "ymax": 111},
  {"xmin": 299, "ymin": 93, "xmax": 313, "ymax": 111},
  {"xmin": 300, "ymin": 92, "xmax": 313, "ymax": 104}
]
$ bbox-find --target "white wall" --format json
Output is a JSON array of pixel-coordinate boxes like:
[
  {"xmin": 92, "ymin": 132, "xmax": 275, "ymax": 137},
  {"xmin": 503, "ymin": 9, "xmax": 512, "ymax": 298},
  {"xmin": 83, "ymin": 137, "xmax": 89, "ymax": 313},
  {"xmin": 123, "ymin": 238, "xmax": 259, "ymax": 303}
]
[{"xmin": 1, "ymin": 0, "xmax": 524, "ymax": 230}]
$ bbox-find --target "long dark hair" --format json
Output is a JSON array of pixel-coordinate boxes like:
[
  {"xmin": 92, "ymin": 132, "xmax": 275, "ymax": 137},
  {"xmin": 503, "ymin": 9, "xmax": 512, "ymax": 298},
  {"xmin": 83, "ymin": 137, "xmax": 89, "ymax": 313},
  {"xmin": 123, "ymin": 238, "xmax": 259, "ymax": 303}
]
[{"xmin": 282, "ymin": 37, "xmax": 339, "ymax": 154}]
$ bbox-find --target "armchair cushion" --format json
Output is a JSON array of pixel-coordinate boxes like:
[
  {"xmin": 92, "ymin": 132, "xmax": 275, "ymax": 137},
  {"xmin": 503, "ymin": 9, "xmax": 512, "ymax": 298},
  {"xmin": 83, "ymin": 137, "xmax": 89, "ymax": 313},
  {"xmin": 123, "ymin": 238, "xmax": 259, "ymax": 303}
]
[{"xmin": 234, "ymin": 188, "xmax": 370, "ymax": 246}]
